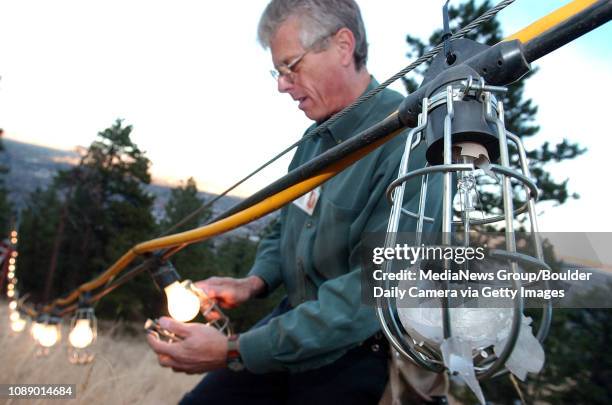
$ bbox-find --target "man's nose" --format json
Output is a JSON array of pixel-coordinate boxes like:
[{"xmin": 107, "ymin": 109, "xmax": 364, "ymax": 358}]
[{"xmin": 277, "ymin": 75, "xmax": 293, "ymax": 93}]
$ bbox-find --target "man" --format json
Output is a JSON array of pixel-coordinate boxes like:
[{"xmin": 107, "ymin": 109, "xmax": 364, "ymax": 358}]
[{"xmin": 147, "ymin": 1, "xmax": 438, "ymax": 403}]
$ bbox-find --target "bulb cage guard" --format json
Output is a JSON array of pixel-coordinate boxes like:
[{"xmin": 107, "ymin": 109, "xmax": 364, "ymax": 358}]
[
  {"xmin": 376, "ymin": 77, "xmax": 553, "ymax": 379},
  {"xmin": 185, "ymin": 281, "xmax": 233, "ymax": 336},
  {"xmin": 68, "ymin": 307, "xmax": 97, "ymax": 364}
]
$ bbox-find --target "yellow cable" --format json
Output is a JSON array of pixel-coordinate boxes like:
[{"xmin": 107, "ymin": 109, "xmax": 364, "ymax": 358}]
[
  {"xmin": 134, "ymin": 125, "xmax": 402, "ymax": 252},
  {"xmin": 504, "ymin": 0, "xmax": 599, "ymax": 43},
  {"xmin": 43, "ymin": 118, "xmax": 402, "ymax": 311},
  {"xmin": 44, "ymin": 249, "xmax": 138, "ymax": 310}
]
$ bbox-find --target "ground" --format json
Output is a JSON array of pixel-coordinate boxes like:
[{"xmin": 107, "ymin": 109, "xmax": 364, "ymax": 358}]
[{"xmin": 1, "ymin": 302, "xmax": 202, "ymax": 404}]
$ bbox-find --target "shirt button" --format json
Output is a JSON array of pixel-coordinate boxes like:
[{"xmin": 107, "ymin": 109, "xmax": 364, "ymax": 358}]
[
  {"xmin": 305, "ymin": 221, "xmax": 313, "ymax": 228},
  {"xmin": 336, "ymin": 139, "xmax": 342, "ymax": 144}
]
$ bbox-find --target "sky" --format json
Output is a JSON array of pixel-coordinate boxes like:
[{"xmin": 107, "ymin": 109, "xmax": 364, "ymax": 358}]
[{"xmin": 1, "ymin": 0, "xmax": 611, "ymax": 232}]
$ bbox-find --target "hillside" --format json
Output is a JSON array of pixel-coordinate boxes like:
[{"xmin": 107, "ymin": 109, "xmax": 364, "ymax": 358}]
[{"xmin": 0, "ymin": 138, "xmax": 271, "ymax": 237}]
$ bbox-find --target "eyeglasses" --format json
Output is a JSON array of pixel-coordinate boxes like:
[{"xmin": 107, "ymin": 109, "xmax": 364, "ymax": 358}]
[
  {"xmin": 270, "ymin": 50, "xmax": 309, "ymax": 82},
  {"xmin": 269, "ymin": 32, "xmax": 337, "ymax": 82}
]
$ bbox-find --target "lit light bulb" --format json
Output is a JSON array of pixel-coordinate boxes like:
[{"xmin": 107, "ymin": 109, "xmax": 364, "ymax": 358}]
[
  {"xmin": 38, "ymin": 324, "xmax": 60, "ymax": 348},
  {"xmin": 10, "ymin": 230, "xmax": 17, "ymax": 238},
  {"xmin": 8, "ymin": 264, "xmax": 15, "ymax": 271},
  {"xmin": 7, "ymin": 290, "xmax": 15, "ymax": 298},
  {"xmin": 10, "ymin": 311, "xmax": 20, "ymax": 322},
  {"xmin": 10, "ymin": 237, "xmax": 17, "ymax": 244},
  {"xmin": 11, "ymin": 317, "xmax": 27, "ymax": 332},
  {"xmin": 9, "ymin": 258, "xmax": 15, "ymax": 265},
  {"xmin": 69, "ymin": 319, "xmax": 94, "ymax": 348},
  {"xmin": 165, "ymin": 281, "xmax": 201, "ymax": 322},
  {"xmin": 31, "ymin": 321, "xmax": 44, "ymax": 342},
  {"xmin": 9, "ymin": 301, "xmax": 17, "ymax": 310}
]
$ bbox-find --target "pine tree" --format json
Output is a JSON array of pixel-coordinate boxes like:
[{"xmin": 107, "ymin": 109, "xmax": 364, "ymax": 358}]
[
  {"xmin": 18, "ymin": 188, "xmax": 62, "ymax": 301},
  {"xmin": 19, "ymin": 120, "xmax": 158, "ymax": 320},
  {"xmin": 214, "ymin": 236, "xmax": 258, "ymax": 279},
  {"xmin": 0, "ymin": 129, "xmax": 13, "ymax": 237}
]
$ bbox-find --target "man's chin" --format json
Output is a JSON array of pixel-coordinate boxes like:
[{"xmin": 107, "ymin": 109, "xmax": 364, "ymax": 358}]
[{"xmin": 301, "ymin": 108, "xmax": 327, "ymax": 123}]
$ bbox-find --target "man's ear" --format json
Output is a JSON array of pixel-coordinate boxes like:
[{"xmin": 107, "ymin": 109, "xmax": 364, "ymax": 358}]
[{"xmin": 334, "ymin": 27, "xmax": 356, "ymax": 68}]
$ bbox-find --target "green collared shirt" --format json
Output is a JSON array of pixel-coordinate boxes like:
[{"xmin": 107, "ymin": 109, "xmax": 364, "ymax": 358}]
[{"xmin": 240, "ymin": 77, "xmax": 441, "ymax": 373}]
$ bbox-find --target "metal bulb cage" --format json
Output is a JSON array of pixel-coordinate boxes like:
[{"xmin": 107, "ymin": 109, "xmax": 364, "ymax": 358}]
[
  {"xmin": 185, "ymin": 280, "xmax": 233, "ymax": 336},
  {"xmin": 376, "ymin": 77, "xmax": 553, "ymax": 379},
  {"xmin": 68, "ymin": 307, "xmax": 97, "ymax": 364}
]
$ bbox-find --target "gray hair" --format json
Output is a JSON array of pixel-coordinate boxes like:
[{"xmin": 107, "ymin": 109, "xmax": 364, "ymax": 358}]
[{"xmin": 258, "ymin": 0, "xmax": 368, "ymax": 70}]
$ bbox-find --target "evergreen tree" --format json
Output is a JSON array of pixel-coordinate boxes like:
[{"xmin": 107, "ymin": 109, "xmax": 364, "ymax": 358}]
[
  {"xmin": 18, "ymin": 187, "xmax": 62, "ymax": 301},
  {"xmin": 214, "ymin": 236, "xmax": 258, "ymax": 279},
  {"xmin": 19, "ymin": 120, "xmax": 158, "ymax": 320},
  {"xmin": 0, "ymin": 129, "xmax": 13, "ymax": 236}
]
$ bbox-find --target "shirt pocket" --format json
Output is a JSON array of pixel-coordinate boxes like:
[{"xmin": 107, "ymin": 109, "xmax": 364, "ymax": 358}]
[{"xmin": 312, "ymin": 196, "xmax": 360, "ymax": 281}]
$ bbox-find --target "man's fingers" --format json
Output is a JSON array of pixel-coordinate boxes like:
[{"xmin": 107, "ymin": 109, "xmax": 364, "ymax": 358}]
[
  {"xmin": 158, "ymin": 354, "xmax": 186, "ymax": 370},
  {"xmin": 196, "ymin": 281, "xmax": 222, "ymax": 300},
  {"xmin": 146, "ymin": 331, "xmax": 180, "ymax": 358},
  {"xmin": 159, "ymin": 354, "xmax": 201, "ymax": 374},
  {"xmin": 203, "ymin": 308, "xmax": 222, "ymax": 321},
  {"xmin": 159, "ymin": 316, "xmax": 191, "ymax": 337}
]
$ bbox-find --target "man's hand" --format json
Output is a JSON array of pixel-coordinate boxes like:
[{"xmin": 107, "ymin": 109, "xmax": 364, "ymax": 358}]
[
  {"xmin": 146, "ymin": 317, "xmax": 228, "ymax": 374},
  {"xmin": 196, "ymin": 276, "xmax": 265, "ymax": 309}
]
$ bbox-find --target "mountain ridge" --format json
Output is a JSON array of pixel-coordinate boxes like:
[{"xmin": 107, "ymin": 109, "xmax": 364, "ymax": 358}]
[{"xmin": 0, "ymin": 138, "xmax": 271, "ymax": 237}]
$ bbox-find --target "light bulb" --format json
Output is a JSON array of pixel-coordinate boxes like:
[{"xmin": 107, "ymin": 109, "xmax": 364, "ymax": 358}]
[
  {"xmin": 164, "ymin": 281, "xmax": 201, "ymax": 322},
  {"xmin": 9, "ymin": 301, "xmax": 17, "ymax": 310},
  {"xmin": 7, "ymin": 290, "xmax": 15, "ymax": 298},
  {"xmin": 69, "ymin": 319, "xmax": 94, "ymax": 348},
  {"xmin": 31, "ymin": 322, "xmax": 44, "ymax": 342},
  {"xmin": 10, "ymin": 311, "xmax": 20, "ymax": 322},
  {"xmin": 11, "ymin": 317, "xmax": 26, "ymax": 332},
  {"xmin": 38, "ymin": 324, "xmax": 60, "ymax": 348}
]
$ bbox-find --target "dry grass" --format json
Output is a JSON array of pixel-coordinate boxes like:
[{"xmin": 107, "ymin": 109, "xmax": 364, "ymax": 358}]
[{"xmin": 1, "ymin": 302, "xmax": 202, "ymax": 405}]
